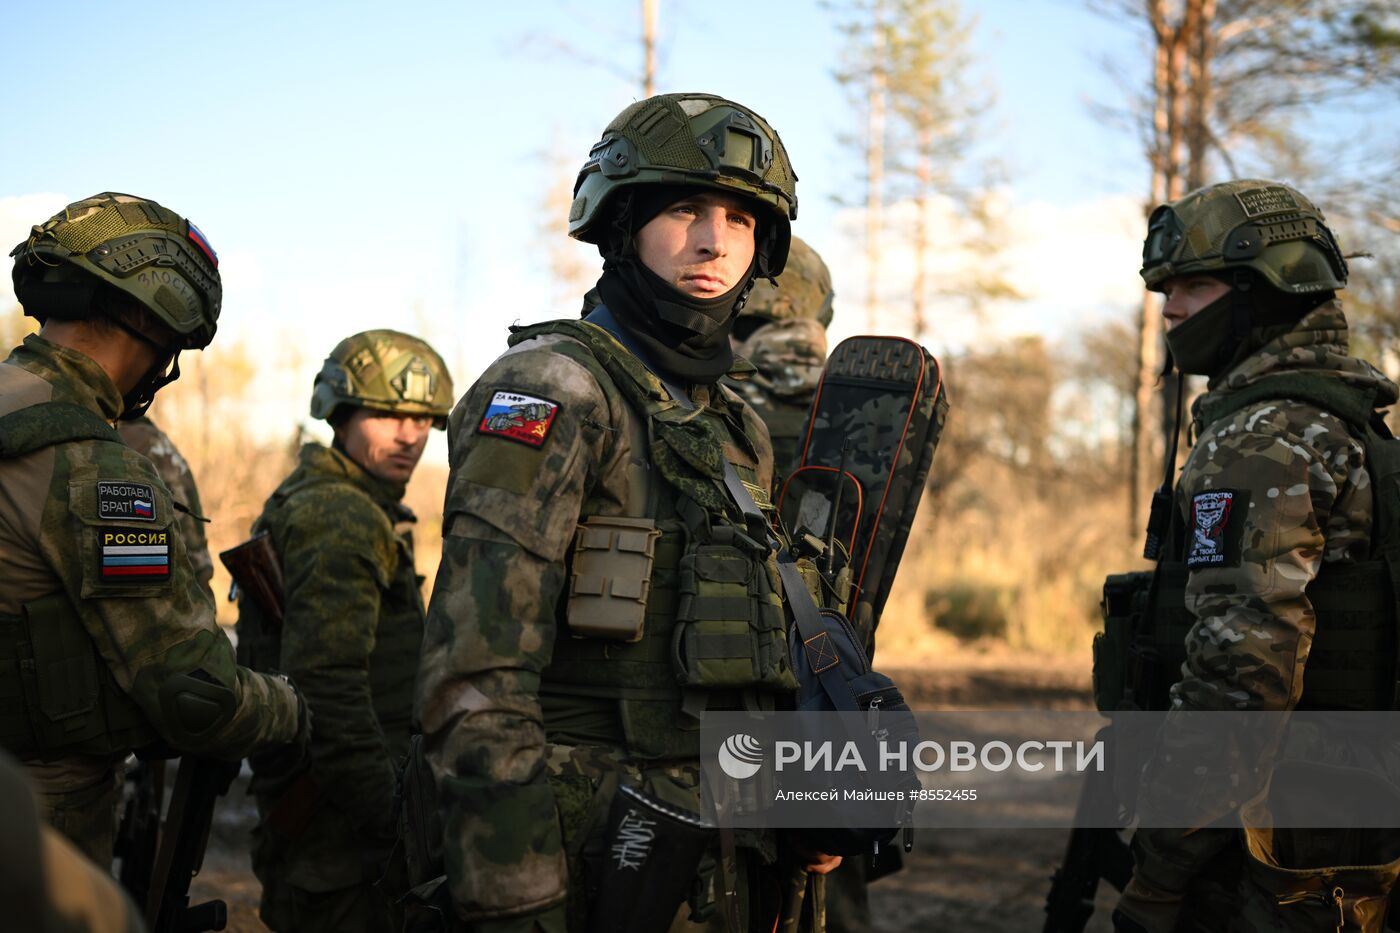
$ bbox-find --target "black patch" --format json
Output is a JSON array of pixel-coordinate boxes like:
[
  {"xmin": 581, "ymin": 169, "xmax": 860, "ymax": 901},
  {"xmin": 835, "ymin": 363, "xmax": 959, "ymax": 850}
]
[
  {"xmin": 1186, "ymin": 489, "xmax": 1250, "ymax": 569},
  {"xmin": 97, "ymin": 481, "xmax": 157, "ymax": 522},
  {"xmin": 98, "ymin": 527, "xmax": 171, "ymax": 584}
]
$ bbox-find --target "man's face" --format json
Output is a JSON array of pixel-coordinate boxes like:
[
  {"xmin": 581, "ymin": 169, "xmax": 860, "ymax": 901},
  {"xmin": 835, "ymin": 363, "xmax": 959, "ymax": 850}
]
[
  {"xmin": 336, "ymin": 408, "xmax": 434, "ymax": 483},
  {"xmin": 1160, "ymin": 274, "xmax": 1232, "ymax": 329},
  {"xmin": 635, "ymin": 191, "xmax": 758, "ymax": 298}
]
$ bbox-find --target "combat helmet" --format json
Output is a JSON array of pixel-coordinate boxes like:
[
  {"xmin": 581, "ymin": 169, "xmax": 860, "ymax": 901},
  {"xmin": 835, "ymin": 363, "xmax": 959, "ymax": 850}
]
[
  {"xmin": 569, "ymin": 93, "xmax": 799, "ymax": 275},
  {"xmin": 310, "ymin": 330, "xmax": 455, "ymax": 428},
  {"xmin": 10, "ymin": 192, "xmax": 222, "ymax": 349},
  {"xmin": 740, "ymin": 236, "xmax": 834, "ymax": 328},
  {"xmin": 1141, "ymin": 179, "xmax": 1348, "ymax": 295}
]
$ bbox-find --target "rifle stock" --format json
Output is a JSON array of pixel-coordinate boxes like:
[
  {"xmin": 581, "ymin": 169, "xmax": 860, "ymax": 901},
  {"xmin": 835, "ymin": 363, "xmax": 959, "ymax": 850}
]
[
  {"xmin": 145, "ymin": 755, "xmax": 240, "ymax": 933},
  {"xmin": 115, "ymin": 759, "xmax": 165, "ymax": 910},
  {"xmin": 219, "ymin": 531, "xmax": 284, "ymax": 628}
]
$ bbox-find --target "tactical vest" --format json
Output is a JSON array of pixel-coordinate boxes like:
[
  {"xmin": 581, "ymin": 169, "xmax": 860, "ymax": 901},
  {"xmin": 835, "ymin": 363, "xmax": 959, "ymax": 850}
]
[
  {"xmin": 235, "ymin": 454, "xmax": 424, "ymax": 753},
  {"xmin": 515, "ymin": 321, "xmax": 801, "ymax": 761},
  {"xmin": 1101, "ymin": 375, "xmax": 1400, "ymax": 712},
  {"xmin": 0, "ymin": 402, "xmax": 158, "ymax": 759}
]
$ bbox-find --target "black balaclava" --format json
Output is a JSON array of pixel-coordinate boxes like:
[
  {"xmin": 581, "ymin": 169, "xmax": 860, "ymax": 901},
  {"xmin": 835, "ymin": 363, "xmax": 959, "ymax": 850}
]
[
  {"xmin": 592, "ymin": 185, "xmax": 766, "ymax": 384},
  {"xmin": 1164, "ymin": 270, "xmax": 1331, "ymax": 384}
]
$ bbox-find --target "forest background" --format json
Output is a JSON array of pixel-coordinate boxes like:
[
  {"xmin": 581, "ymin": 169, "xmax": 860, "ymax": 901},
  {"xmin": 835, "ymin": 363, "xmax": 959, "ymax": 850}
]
[{"xmin": 3, "ymin": 0, "xmax": 1398, "ymax": 662}]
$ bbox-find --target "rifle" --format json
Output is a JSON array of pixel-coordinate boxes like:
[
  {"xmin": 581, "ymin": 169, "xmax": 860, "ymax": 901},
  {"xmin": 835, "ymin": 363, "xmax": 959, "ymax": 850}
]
[
  {"xmin": 219, "ymin": 531, "xmax": 284, "ymax": 628},
  {"xmin": 145, "ymin": 755, "xmax": 240, "ymax": 933},
  {"xmin": 1042, "ymin": 725, "xmax": 1134, "ymax": 933},
  {"xmin": 115, "ymin": 758, "xmax": 166, "ymax": 911}
]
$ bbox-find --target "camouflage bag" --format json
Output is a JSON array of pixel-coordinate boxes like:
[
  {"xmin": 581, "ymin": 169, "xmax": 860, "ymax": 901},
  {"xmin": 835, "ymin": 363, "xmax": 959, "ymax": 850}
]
[{"xmin": 777, "ymin": 337, "xmax": 949, "ymax": 654}]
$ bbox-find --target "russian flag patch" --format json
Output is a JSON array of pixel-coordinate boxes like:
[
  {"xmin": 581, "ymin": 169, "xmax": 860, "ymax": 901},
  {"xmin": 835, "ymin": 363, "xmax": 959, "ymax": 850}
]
[
  {"xmin": 476, "ymin": 391, "xmax": 560, "ymax": 448},
  {"xmin": 100, "ymin": 529, "xmax": 171, "ymax": 582},
  {"xmin": 186, "ymin": 221, "xmax": 219, "ymax": 268}
]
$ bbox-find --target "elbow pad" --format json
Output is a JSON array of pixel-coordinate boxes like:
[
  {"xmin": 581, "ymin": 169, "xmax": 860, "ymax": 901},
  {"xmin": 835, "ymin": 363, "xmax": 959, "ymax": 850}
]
[{"xmin": 157, "ymin": 669, "xmax": 236, "ymax": 747}]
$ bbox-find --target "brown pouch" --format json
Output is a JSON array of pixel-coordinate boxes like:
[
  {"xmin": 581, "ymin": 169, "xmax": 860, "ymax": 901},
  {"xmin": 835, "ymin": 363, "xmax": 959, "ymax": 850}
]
[{"xmin": 566, "ymin": 517, "xmax": 660, "ymax": 642}]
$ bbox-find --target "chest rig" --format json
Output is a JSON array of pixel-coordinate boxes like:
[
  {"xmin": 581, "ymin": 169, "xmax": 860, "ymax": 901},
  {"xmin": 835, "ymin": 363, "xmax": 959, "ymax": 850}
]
[
  {"xmin": 0, "ymin": 402, "xmax": 157, "ymax": 759},
  {"xmin": 515, "ymin": 320, "xmax": 801, "ymax": 761},
  {"xmin": 235, "ymin": 458, "xmax": 424, "ymax": 747},
  {"xmin": 1096, "ymin": 374, "xmax": 1400, "ymax": 712}
]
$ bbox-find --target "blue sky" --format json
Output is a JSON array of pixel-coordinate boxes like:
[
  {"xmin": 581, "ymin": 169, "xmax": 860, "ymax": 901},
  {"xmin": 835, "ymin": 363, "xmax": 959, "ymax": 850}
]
[{"xmin": 5, "ymin": 0, "xmax": 1354, "ymax": 436}]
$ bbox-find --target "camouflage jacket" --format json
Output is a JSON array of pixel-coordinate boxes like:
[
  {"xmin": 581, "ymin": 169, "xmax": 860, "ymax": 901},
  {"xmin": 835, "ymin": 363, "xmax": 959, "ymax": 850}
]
[
  {"xmin": 1131, "ymin": 301, "xmax": 1400, "ymax": 897},
  {"xmin": 116, "ymin": 416, "xmax": 214, "ymax": 604},
  {"xmin": 1170, "ymin": 300, "xmax": 1398, "ymax": 714},
  {"xmin": 416, "ymin": 321, "xmax": 779, "ymax": 923},
  {"xmin": 238, "ymin": 442, "xmax": 424, "ymax": 887},
  {"xmin": 0, "ymin": 335, "xmax": 299, "ymax": 793}
]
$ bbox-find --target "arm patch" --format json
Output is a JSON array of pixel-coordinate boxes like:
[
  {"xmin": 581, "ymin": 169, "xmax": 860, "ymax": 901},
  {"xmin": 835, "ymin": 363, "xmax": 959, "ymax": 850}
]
[
  {"xmin": 476, "ymin": 391, "xmax": 560, "ymax": 448},
  {"xmin": 1186, "ymin": 489, "xmax": 1250, "ymax": 569}
]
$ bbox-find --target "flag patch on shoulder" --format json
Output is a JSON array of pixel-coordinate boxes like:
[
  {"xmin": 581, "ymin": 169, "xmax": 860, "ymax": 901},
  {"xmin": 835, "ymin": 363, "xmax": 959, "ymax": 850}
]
[
  {"xmin": 97, "ymin": 481, "xmax": 156, "ymax": 522},
  {"xmin": 100, "ymin": 529, "xmax": 171, "ymax": 582},
  {"xmin": 476, "ymin": 391, "xmax": 560, "ymax": 448}
]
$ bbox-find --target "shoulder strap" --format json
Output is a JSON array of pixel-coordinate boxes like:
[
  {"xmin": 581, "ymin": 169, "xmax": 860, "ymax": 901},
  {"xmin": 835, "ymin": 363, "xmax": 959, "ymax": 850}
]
[
  {"xmin": 586, "ymin": 306, "xmax": 862, "ymax": 711},
  {"xmin": 0, "ymin": 401, "xmax": 122, "ymax": 459},
  {"xmin": 1199, "ymin": 373, "xmax": 1378, "ymax": 434}
]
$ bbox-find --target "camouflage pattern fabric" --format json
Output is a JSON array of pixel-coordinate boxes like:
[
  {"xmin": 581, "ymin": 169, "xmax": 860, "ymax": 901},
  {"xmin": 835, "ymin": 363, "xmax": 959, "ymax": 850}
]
[
  {"xmin": 726, "ymin": 318, "xmax": 827, "ymax": 484},
  {"xmin": 0, "ymin": 335, "xmax": 300, "ymax": 862},
  {"xmin": 1124, "ymin": 300, "xmax": 1400, "ymax": 931},
  {"xmin": 416, "ymin": 320, "xmax": 801, "ymax": 929},
  {"xmin": 236, "ymin": 442, "xmax": 424, "ymax": 930},
  {"xmin": 116, "ymin": 416, "xmax": 215, "ymax": 604},
  {"xmin": 0, "ymin": 750, "xmax": 147, "ymax": 933}
]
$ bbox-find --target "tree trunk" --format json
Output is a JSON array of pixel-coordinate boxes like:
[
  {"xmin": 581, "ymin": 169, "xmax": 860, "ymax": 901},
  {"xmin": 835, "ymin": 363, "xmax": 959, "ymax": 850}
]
[
  {"xmin": 865, "ymin": 0, "xmax": 887, "ymax": 332},
  {"xmin": 912, "ymin": 117, "xmax": 932, "ymax": 341},
  {"xmin": 642, "ymin": 0, "xmax": 657, "ymax": 97}
]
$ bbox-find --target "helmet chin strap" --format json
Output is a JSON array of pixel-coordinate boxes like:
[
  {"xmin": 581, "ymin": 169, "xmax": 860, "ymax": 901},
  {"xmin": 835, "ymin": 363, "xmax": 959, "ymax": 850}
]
[{"xmin": 109, "ymin": 316, "xmax": 181, "ymax": 421}]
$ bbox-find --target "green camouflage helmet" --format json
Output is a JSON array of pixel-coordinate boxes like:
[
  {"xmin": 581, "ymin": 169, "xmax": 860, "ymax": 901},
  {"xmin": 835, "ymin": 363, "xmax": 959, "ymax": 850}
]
[
  {"xmin": 568, "ymin": 92, "xmax": 799, "ymax": 274},
  {"xmin": 10, "ymin": 192, "xmax": 222, "ymax": 349},
  {"xmin": 741, "ymin": 236, "xmax": 833, "ymax": 328},
  {"xmin": 310, "ymin": 329, "xmax": 455, "ymax": 428},
  {"xmin": 1141, "ymin": 179, "xmax": 1347, "ymax": 295}
]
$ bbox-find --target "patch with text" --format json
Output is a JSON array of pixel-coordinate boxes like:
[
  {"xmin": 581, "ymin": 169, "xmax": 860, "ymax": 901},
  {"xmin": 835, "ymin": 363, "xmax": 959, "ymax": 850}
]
[
  {"xmin": 1186, "ymin": 489, "xmax": 1248, "ymax": 569},
  {"xmin": 476, "ymin": 390, "xmax": 560, "ymax": 448},
  {"xmin": 97, "ymin": 481, "xmax": 156, "ymax": 522},
  {"xmin": 99, "ymin": 529, "xmax": 171, "ymax": 583}
]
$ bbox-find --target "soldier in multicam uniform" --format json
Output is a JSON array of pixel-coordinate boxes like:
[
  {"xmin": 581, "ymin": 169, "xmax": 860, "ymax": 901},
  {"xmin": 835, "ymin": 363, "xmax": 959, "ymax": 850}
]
[
  {"xmin": 416, "ymin": 92, "xmax": 841, "ymax": 933},
  {"xmin": 117, "ymin": 417, "xmax": 215, "ymax": 603},
  {"xmin": 1112, "ymin": 180, "xmax": 1400, "ymax": 932},
  {"xmin": 236, "ymin": 330, "xmax": 454, "ymax": 933},
  {"xmin": 723, "ymin": 235, "xmax": 834, "ymax": 486},
  {"xmin": 0, "ymin": 193, "xmax": 304, "ymax": 864}
]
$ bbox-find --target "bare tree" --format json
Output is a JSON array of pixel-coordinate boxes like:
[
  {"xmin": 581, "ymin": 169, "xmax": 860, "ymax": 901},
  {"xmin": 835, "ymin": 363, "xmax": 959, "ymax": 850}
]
[{"xmin": 642, "ymin": 0, "xmax": 658, "ymax": 97}]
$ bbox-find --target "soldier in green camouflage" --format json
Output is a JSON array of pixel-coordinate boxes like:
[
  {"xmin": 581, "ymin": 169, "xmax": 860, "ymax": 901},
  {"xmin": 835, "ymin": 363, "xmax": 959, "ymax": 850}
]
[
  {"xmin": 724, "ymin": 235, "xmax": 833, "ymax": 486},
  {"xmin": 0, "ymin": 193, "xmax": 304, "ymax": 865},
  {"xmin": 117, "ymin": 417, "xmax": 215, "ymax": 603},
  {"xmin": 416, "ymin": 93, "xmax": 841, "ymax": 933},
  {"xmin": 236, "ymin": 329, "xmax": 453, "ymax": 933},
  {"xmin": 1113, "ymin": 180, "xmax": 1400, "ymax": 932}
]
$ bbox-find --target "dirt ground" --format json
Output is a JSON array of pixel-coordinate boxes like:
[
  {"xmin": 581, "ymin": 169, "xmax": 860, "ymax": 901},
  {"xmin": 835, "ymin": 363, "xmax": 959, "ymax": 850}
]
[{"xmin": 187, "ymin": 655, "xmax": 1117, "ymax": 932}]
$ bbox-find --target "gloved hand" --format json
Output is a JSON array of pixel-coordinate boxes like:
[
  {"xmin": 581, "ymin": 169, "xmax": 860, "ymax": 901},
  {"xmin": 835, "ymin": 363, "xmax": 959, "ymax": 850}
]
[{"xmin": 248, "ymin": 675, "xmax": 312, "ymax": 788}]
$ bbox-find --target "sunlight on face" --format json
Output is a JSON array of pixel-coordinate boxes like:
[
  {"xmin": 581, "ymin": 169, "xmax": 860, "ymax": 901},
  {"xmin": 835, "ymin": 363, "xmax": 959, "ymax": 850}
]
[
  {"xmin": 1160, "ymin": 275, "xmax": 1232, "ymax": 329},
  {"xmin": 635, "ymin": 192, "xmax": 758, "ymax": 298},
  {"xmin": 337, "ymin": 408, "xmax": 434, "ymax": 483}
]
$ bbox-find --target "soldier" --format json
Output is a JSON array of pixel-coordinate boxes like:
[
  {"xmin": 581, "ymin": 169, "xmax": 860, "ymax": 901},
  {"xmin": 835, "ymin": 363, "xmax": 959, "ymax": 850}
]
[
  {"xmin": 723, "ymin": 235, "xmax": 834, "ymax": 487},
  {"xmin": 1112, "ymin": 180, "xmax": 1400, "ymax": 931},
  {"xmin": 236, "ymin": 330, "xmax": 453, "ymax": 933},
  {"xmin": 117, "ymin": 416, "xmax": 215, "ymax": 603},
  {"xmin": 416, "ymin": 92, "xmax": 840, "ymax": 933},
  {"xmin": 0, "ymin": 192, "xmax": 304, "ymax": 865}
]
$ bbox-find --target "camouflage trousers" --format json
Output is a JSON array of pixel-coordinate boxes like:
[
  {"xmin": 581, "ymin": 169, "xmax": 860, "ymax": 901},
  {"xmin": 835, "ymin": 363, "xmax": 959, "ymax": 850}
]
[
  {"xmin": 258, "ymin": 877, "xmax": 402, "ymax": 933},
  {"xmin": 34, "ymin": 765, "xmax": 122, "ymax": 867}
]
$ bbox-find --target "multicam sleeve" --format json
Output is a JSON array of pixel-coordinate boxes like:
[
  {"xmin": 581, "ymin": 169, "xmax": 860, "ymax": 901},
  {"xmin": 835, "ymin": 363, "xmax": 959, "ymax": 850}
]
[
  {"xmin": 276, "ymin": 486, "xmax": 400, "ymax": 842},
  {"xmin": 48, "ymin": 442, "xmax": 299, "ymax": 760},
  {"xmin": 415, "ymin": 344, "xmax": 608, "ymax": 921},
  {"xmin": 1171, "ymin": 404, "xmax": 1364, "ymax": 713}
]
